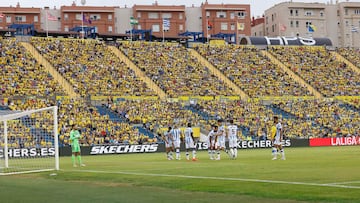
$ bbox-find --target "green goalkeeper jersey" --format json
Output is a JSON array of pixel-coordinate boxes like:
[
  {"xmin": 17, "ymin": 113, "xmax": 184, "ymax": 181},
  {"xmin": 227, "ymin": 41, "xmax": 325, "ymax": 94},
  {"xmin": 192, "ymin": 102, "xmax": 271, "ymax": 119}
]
[{"xmin": 70, "ymin": 130, "xmax": 81, "ymax": 146}]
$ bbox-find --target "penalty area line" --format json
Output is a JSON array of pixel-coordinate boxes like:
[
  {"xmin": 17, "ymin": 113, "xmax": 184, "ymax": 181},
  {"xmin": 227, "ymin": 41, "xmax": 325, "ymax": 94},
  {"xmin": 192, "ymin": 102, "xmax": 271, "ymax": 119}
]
[{"xmin": 66, "ymin": 169, "xmax": 360, "ymax": 189}]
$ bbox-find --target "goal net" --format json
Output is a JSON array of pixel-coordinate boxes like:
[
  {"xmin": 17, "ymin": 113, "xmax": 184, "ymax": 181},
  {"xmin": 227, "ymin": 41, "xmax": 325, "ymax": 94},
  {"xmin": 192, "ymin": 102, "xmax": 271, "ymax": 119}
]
[{"xmin": 0, "ymin": 106, "xmax": 59, "ymax": 175}]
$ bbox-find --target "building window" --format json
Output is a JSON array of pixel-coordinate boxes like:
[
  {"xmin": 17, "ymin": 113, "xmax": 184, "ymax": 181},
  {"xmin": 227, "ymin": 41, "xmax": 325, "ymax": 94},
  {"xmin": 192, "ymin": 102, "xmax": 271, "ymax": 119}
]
[
  {"xmin": 305, "ymin": 10, "xmax": 313, "ymax": 16},
  {"xmin": 6, "ymin": 16, "xmax": 11, "ymax": 23},
  {"xmin": 305, "ymin": 21, "xmax": 312, "ymax": 28},
  {"xmin": 0, "ymin": 18, "xmax": 2, "ymax": 23},
  {"xmin": 34, "ymin": 15, "xmax": 38, "ymax": 23},
  {"xmin": 108, "ymin": 14, "xmax": 112, "ymax": 21},
  {"xmin": 162, "ymin": 13, "xmax": 172, "ymax": 19},
  {"xmin": 295, "ymin": 10, "xmax": 298, "ymax": 16},
  {"xmin": 137, "ymin": 24, "xmax": 141, "ymax": 30},
  {"xmin": 152, "ymin": 24, "xmax": 160, "ymax": 32},
  {"xmin": 137, "ymin": 12, "xmax": 141, "ymax": 18},
  {"xmin": 345, "ymin": 9, "xmax": 348, "ymax": 15},
  {"xmin": 230, "ymin": 12, "xmax": 234, "ymax": 19},
  {"xmin": 266, "ymin": 27, "xmax": 269, "ymax": 35},
  {"xmin": 272, "ymin": 24, "xmax": 274, "ymax": 32},
  {"xmin": 355, "ymin": 10, "xmax": 360, "ymax": 15},
  {"xmin": 271, "ymin": 14, "xmax": 274, "ymax": 22},
  {"xmin": 290, "ymin": 9, "xmax": 293, "ymax": 16},
  {"xmin": 220, "ymin": 22, "xmax": 228, "ymax": 30},
  {"xmin": 76, "ymin": 14, "xmax": 82, "ymax": 20},
  {"xmin": 90, "ymin": 14, "xmax": 101, "ymax": 21},
  {"xmin": 238, "ymin": 11, "xmax": 246, "ymax": 18},
  {"xmin": 179, "ymin": 24, "xmax": 183, "ymax": 31},
  {"xmin": 206, "ymin": 11, "xmax": 210, "ymax": 18},
  {"xmin": 148, "ymin": 12, "xmax": 159, "ymax": 19},
  {"xmin": 64, "ymin": 26, "xmax": 69, "ymax": 32},
  {"xmin": 230, "ymin": 23, "xmax": 235, "ymax": 30},
  {"xmin": 346, "ymin": 21, "xmax": 349, "ymax": 27},
  {"xmin": 296, "ymin": 21, "xmax": 299, "ymax": 28},
  {"xmin": 179, "ymin": 13, "xmax": 183, "ymax": 20},
  {"xmin": 266, "ymin": 16, "xmax": 268, "ymax": 24},
  {"xmin": 15, "ymin": 16, "xmax": 26, "ymax": 23},
  {"xmin": 216, "ymin": 11, "xmax": 226, "ymax": 18},
  {"xmin": 290, "ymin": 21, "xmax": 294, "ymax": 28},
  {"xmin": 64, "ymin": 14, "xmax": 68, "ymax": 21},
  {"xmin": 108, "ymin": 26, "xmax": 112, "ymax": 33}
]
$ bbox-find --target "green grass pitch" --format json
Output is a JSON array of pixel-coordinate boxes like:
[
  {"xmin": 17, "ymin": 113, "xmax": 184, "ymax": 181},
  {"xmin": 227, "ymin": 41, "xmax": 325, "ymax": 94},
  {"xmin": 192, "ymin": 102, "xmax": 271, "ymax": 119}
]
[{"xmin": 1, "ymin": 146, "xmax": 360, "ymax": 203}]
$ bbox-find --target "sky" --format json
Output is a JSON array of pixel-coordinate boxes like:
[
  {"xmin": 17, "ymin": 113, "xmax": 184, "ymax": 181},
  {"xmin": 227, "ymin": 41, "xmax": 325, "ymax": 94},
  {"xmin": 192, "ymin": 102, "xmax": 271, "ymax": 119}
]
[{"xmin": 1, "ymin": 0, "xmax": 360, "ymax": 17}]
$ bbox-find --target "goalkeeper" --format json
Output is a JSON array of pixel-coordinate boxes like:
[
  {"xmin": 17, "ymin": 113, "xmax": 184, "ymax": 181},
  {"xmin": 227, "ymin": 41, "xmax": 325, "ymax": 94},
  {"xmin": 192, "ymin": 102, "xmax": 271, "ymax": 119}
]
[{"xmin": 70, "ymin": 124, "xmax": 85, "ymax": 167}]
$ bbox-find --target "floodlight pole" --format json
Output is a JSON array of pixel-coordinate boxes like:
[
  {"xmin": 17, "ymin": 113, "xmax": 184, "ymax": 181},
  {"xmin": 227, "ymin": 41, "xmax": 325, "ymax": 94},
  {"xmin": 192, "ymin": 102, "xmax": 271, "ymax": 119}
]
[{"xmin": 81, "ymin": 0, "xmax": 86, "ymax": 39}]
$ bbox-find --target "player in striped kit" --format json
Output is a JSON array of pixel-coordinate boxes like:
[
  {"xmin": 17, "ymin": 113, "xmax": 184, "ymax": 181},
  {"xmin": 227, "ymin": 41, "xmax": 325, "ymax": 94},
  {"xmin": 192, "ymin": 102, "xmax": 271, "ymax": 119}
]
[
  {"xmin": 184, "ymin": 123, "xmax": 197, "ymax": 161},
  {"xmin": 217, "ymin": 119, "xmax": 230, "ymax": 160},
  {"xmin": 163, "ymin": 127, "xmax": 174, "ymax": 160},
  {"xmin": 227, "ymin": 119, "xmax": 238, "ymax": 159},
  {"xmin": 207, "ymin": 125, "xmax": 219, "ymax": 160},
  {"xmin": 171, "ymin": 124, "xmax": 182, "ymax": 160},
  {"xmin": 271, "ymin": 116, "xmax": 286, "ymax": 160}
]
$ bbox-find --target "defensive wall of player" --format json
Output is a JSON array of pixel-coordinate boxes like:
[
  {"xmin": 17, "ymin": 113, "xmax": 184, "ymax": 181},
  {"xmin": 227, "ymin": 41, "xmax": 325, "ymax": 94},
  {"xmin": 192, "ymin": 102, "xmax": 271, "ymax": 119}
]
[{"xmin": 2, "ymin": 137, "xmax": 359, "ymax": 158}]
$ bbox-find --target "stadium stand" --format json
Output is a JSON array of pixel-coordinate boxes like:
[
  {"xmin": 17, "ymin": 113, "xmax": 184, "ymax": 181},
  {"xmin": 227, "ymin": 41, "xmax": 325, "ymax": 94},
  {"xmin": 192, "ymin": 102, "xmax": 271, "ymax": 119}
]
[
  {"xmin": 2, "ymin": 37, "xmax": 360, "ymax": 147},
  {"xmin": 117, "ymin": 41, "xmax": 234, "ymax": 97},
  {"xmin": 268, "ymin": 46, "xmax": 360, "ymax": 97},
  {"xmin": 272, "ymin": 99, "xmax": 360, "ymax": 137},
  {"xmin": 30, "ymin": 37, "xmax": 156, "ymax": 97},
  {"xmin": 337, "ymin": 48, "xmax": 360, "ymax": 68},
  {"xmin": 194, "ymin": 44, "xmax": 311, "ymax": 97},
  {"xmin": 4, "ymin": 98, "xmax": 155, "ymax": 146},
  {"xmin": 0, "ymin": 37, "xmax": 65, "ymax": 97}
]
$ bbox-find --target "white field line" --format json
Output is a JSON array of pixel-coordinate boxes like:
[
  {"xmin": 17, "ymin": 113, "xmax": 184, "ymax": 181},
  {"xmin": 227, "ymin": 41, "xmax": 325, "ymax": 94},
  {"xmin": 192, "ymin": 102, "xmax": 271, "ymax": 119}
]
[
  {"xmin": 66, "ymin": 169, "xmax": 360, "ymax": 189},
  {"xmin": 326, "ymin": 181, "xmax": 360, "ymax": 185}
]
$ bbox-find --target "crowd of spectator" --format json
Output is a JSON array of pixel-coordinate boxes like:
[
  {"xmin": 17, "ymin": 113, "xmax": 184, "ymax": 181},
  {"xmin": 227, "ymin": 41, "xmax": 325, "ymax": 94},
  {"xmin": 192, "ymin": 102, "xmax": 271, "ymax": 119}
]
[
  {"xmin": 2, "ymin": 38, "xmax": 360, "ymax": 148},
  {"xmin": 104, "ymin": 99, "xmax": 202, "ymax": 135},
  {"xmin": 268, "ymin": 46, "xmax": 360, "ymax": 97},
  {"xmin": 0, "ymin": 37, "xmax": 65, "ymax": 97},
  {"xmin": 337, "ymin": 48, "xmax": 360, "ymax": 68},
  {"xmin": 195, "ymin": 44, "xmax": 311, "ymax": 97},
  {"xmin": 118, "ymin": 41, "xmax": 233, "ymax": 97},
  {"xmin": 273, "ymin": 99, "xmax": 360, "ymax": 137},
  {"xmin": 2, "ymin": 98, "xmax": 155, "ymax": 148},
  {"xmin": 31, "ymin": 37, "xmax": 155, "ymax": 97},
  {"xmin": 189, "ymin": 99, "xmax": 322, "ymax": 139}
]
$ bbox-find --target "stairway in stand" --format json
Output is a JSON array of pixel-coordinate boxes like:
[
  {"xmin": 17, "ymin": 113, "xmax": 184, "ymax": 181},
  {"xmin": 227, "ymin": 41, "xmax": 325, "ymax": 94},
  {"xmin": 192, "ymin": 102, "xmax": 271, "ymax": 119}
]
[{"xmin": 20, "ymin": 42, "xmax": 79, "ymax": 98}]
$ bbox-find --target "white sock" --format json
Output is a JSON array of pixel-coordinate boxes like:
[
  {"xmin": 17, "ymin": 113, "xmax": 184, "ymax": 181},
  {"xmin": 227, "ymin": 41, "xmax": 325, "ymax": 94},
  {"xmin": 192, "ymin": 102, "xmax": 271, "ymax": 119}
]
[
  {"xmin": 192, "ymin": 150, "xmax": 196, "ymax": 159},
  {"xmin": 176, "ymin": 149, "xmax": 180, "ymax": 159},
  {"xmin": 272, "ymin": 148, "xmax": 277, "ymax": 158},
  {"xmin": 281, "ymin": 149, "xmax": 285, "ymax": 158},
  {"xmin": 230, "ymin": 148, "xmax": 234, "ymax": 157}
]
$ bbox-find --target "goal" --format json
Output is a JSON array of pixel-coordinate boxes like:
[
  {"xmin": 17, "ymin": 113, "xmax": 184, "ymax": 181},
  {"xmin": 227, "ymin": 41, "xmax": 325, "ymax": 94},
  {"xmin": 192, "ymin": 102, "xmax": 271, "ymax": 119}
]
[{"xmin": 0, "ymin": 106, "xmax": 59, "ymax": 175}]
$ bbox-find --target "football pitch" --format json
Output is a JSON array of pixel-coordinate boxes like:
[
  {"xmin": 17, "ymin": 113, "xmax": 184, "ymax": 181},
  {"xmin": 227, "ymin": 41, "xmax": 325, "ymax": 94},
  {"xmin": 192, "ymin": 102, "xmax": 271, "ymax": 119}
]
[{"xmin": 1, "ymin": 146, "xmax": 360, "ymax": 203}]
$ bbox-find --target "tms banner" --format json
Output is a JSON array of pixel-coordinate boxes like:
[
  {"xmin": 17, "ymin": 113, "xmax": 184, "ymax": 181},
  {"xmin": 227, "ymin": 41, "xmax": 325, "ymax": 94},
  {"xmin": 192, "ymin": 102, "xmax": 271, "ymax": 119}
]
[
  {"xmin": 310, "ymin": 136, "xmax": 360, "ymax": 147},
  {"xmin": 194, "ymin": 139, "xmax": 293, "ymax": 150}
]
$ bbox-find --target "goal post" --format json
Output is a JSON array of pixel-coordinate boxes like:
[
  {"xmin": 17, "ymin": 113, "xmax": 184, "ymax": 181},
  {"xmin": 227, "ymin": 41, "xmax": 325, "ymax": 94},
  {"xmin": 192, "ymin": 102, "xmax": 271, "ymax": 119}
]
[{"xmin": 0, "ymin": 106, "xmax": 59, "ymax": 175}]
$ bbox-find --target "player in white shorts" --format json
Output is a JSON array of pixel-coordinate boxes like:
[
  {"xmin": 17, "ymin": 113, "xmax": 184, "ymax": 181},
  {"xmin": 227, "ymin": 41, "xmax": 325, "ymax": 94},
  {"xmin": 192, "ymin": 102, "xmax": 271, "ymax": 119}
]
[
  {"xmin": 216, "ymin": 119, "xmax": 229, "ymax": 160},
  {"xmin": 163, "ymin": 127, "xmax": 174, "ymax": 160},
  {"xmin": 171, "ymin": 124, "xmax": 182, "ymax": 160},
  {"xmin": 271, "ymin": 116, "xmax": 285, "ymax": 160},
  {"xmin": 227, "ymin": 119, "xmax": 238, "ymax": 159},
  {"xmin": 207, "ymin": 125, "xmax": 219, "ymax": 160},
  {"xmin": 184, "ymin": 123, "xmax": 197, "ymax": 161}
]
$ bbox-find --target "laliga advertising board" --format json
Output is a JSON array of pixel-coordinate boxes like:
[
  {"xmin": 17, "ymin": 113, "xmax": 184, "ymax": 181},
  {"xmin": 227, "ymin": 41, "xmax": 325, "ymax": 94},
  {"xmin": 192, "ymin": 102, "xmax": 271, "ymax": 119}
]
[{"xmin": 310, "ymin": 136, "xmax": 360, "ymax": 147}]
